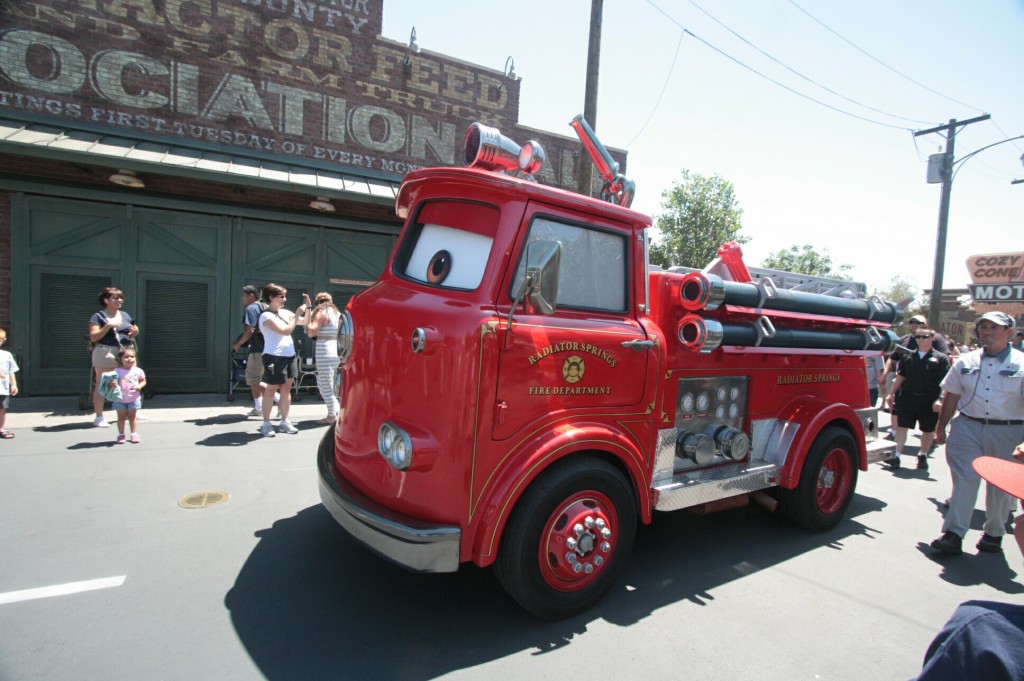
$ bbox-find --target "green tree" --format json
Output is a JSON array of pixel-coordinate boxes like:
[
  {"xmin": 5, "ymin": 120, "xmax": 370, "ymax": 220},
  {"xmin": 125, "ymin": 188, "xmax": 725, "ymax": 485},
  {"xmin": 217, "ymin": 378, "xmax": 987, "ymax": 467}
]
[
  {"xmin": 649, "ymin": 169, "xmax": 748, "ymax": 269},
  {"xmin": 760, "ymin": 244, "xmax": 852, "ymax": 279},
  {"xmin": 873, "ymin": 275, "xmax": 923, "ymax": 336}
]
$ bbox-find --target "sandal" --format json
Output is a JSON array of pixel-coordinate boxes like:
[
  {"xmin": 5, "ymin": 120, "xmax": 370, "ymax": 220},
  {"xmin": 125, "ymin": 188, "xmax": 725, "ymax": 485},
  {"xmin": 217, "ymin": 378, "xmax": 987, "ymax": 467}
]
[{"xmin": 0, "ymin": 430, "xmax": 13, "ymax": 439}]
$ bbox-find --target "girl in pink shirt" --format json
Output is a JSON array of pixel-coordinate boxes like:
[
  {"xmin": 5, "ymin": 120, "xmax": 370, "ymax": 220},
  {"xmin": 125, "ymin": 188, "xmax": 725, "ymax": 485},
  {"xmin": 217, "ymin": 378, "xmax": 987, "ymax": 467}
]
[{"xmin": 110, "ymin": 348, "xmax": 147, "ymax": 444}]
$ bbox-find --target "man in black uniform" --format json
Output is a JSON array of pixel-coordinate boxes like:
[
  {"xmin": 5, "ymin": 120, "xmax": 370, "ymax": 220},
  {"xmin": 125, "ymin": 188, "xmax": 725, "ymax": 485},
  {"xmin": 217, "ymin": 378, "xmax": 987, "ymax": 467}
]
[
  {"xmin": 878, "ymin": 314, "xmax": 952, "ymax": 441},
  {"xmin": 884, "ymin": 327, "xmax": 951, "ymax": 470}
]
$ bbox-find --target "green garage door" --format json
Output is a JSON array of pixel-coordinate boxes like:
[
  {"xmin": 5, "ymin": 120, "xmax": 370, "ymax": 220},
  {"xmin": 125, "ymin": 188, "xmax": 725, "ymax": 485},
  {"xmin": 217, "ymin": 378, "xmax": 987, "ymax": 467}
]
[
  {"xmin": 14, "ymin": 196, "xmax": 229, "ymax": 395},
  {"xmin": 12, "ymin": 194, "xmax": 396, "ymax": 396},
  {"xmin": 230, "ymin": 217, "xmax": 395, "ymax": 364}
]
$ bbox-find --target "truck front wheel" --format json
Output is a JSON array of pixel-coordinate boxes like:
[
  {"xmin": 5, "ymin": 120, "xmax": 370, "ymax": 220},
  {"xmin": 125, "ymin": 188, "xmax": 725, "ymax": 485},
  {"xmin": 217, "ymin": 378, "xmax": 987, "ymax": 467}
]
[
  {"xmin": 778, "ymin": 425, "xmax": 858, "ymax": 531},
  {"xmin": 494, "ymin": 458, "xmax": 637, "ymax": 620}
]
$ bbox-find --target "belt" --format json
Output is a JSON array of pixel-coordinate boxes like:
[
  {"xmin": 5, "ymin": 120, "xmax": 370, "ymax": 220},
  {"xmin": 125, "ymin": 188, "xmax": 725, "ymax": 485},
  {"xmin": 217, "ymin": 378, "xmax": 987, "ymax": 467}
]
[{"xmin": 962, "ymin": 414, "xmax": 1024, "ymax": 426}]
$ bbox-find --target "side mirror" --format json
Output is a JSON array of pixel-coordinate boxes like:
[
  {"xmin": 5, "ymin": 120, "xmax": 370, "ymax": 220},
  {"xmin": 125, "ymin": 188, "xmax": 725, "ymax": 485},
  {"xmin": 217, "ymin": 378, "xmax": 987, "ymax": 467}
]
[
  {"xmin": 505, "ymin": 240, "xmax": 561, "ymax": 350},
  {"xmin": 516, "ymin": 240, "xmax": 561, "ymax": 315}
]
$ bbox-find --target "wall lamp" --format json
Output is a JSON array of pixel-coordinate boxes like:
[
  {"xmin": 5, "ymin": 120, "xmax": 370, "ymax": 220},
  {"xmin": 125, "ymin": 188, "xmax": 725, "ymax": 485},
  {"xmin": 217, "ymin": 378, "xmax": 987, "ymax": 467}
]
[
  {"xmin": 309, "ymin": 196, "xmax": 335, "ymax": 212},
  {"xmin": 497, "ymin": 56, "xmax": 517, "ymax": 94},
  {"xmin": 404, "ymin": 27, "xmax": 419, "ymax": 65},
  {"xmin": 108, "ymin": 169, "xmax": 145, "ymax": 188}
]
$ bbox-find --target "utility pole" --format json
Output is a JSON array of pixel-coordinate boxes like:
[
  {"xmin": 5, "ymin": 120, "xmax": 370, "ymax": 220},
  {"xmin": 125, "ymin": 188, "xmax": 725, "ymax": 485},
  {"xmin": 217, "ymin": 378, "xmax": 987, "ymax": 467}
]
[
  {"xmin": 577, "ymin": 0, "xmax": 603, "ymax": 196},
  {"xmin": 913, "ymin": 113, "xmax": 990, "ymax": 327}
]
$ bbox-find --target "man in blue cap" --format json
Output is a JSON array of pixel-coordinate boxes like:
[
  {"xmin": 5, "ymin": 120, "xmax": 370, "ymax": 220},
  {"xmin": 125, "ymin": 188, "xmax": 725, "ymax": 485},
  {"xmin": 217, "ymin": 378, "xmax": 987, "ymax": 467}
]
[{"xmin": 929, "ymin": 310, "xmax": 1024, "ymax": 555}]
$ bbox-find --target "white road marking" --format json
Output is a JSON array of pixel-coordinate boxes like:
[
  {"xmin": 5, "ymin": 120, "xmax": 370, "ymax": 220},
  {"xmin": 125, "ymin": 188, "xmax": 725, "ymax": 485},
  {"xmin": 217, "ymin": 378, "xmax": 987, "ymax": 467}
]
[{"xmin": 0, "ymin": 575, "xmax": 126, "ymax": 605}]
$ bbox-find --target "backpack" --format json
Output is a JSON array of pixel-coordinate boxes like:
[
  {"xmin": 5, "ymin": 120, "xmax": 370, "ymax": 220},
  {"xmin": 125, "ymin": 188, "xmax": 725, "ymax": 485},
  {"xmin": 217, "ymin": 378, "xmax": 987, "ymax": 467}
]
[{"xmin": 250, "ymin": 301, "xmax": 270, "ymax": 351}]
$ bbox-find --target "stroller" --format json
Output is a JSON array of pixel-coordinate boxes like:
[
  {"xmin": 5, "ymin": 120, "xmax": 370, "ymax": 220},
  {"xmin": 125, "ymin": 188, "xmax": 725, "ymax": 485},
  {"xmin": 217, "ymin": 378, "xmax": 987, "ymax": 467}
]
[
  {"xmin": 227, "ymin": 348, "xmax": 251, "ymax": 402},
  {"xmin": 292, "ymin": 338, "xmax": 319, "ymax": 402}
]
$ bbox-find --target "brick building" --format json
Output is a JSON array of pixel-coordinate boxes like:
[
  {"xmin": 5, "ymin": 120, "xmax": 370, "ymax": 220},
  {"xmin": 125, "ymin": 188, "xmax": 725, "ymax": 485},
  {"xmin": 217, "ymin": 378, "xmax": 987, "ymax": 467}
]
[{"xmin": 0, "ymin": 0, "xmax": 621, "ymax": 396}]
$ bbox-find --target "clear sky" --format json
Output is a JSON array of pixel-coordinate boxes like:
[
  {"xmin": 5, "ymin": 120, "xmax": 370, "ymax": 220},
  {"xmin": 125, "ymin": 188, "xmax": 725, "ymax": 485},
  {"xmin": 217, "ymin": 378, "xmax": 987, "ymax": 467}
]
[{"xmin": 381, "ymin": 0, "xmax": 1023, "ymax": 297}]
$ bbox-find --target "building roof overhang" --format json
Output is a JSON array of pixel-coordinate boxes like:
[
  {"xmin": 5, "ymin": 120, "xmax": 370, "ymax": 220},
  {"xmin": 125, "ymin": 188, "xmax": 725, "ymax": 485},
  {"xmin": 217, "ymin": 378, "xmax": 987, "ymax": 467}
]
[{"xmin": 0, "ymin": 117, "xmax": 401, "ymax": 206}]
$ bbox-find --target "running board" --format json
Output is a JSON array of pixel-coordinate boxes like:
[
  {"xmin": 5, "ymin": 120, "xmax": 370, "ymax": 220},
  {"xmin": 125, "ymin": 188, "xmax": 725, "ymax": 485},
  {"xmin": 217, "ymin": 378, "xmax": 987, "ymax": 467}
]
[{"xmin": 652, "ymin": 462, "xmax": 779, "ymax": 512}]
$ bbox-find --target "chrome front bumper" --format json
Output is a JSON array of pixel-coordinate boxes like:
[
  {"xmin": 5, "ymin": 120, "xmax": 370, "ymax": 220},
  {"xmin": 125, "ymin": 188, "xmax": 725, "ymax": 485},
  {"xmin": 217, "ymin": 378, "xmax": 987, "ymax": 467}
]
[{"xmin": 317, "ymin": 432, "xmax": 460, "ymax": 573}]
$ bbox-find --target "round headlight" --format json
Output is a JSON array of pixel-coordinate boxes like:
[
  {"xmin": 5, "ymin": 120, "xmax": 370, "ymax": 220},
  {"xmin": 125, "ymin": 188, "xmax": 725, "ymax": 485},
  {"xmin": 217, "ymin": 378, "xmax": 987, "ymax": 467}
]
[
  {"xmin": 337, "ymin": 309, "xmax": 354, "ymax": 363},
  {"xmin": 379, "ymin": 424, "xmax": 395, "ymax": 455},
  {"xmin": 378, "ymin": 422, "xmax": 413, "ymax": 470},
  {"xmin": 391, "ymin": 438, "xmax": 409, "ymax": 468}
]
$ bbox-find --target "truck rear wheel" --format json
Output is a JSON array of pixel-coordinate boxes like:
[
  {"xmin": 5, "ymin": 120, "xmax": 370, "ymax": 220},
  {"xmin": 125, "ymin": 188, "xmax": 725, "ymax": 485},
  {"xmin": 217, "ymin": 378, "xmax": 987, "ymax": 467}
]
[
  {"xmin": 778, "ymin": 426, "xmax": 857, "ymax": 531},
  {"xmin": 494, "ymin": 458, "xmax": 636, "ymax": 620}
]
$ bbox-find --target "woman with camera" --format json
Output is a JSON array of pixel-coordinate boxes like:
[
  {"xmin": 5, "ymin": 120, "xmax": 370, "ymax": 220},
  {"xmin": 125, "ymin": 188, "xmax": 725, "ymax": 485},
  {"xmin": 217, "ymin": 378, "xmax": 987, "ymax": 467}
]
[{"xmin": 88, "ymin": 287, "xmax": 139, "ymax": 428}]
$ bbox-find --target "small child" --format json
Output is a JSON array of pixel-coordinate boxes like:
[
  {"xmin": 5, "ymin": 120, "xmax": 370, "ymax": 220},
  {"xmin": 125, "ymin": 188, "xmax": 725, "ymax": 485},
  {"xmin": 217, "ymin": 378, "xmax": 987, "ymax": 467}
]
[
  {"xmin": 110, "ymin": 347, "xmax": 147, "ymax": 444},
  {"xmin": 0, "ymin": 328, "xmax": 18, "ymax": 439}
]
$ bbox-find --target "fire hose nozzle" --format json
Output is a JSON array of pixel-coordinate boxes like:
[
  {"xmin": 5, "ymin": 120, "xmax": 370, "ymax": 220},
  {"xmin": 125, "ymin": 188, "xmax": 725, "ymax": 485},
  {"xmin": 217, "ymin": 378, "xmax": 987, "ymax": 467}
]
[
  {"xmin": 679, "ymin": 272, "xmax": 726, "ymax": 311},
  {"xmin": 677, "ymin": 315, "xmax": 724, "ymax": 353}
]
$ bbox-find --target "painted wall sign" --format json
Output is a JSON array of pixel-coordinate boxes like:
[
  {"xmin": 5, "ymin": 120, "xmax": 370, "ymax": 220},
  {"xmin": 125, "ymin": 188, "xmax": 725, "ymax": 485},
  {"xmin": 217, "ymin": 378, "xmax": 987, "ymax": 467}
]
[{"xmin": 0, "ymin": 0, "xmax": 620, "ymax": 189}]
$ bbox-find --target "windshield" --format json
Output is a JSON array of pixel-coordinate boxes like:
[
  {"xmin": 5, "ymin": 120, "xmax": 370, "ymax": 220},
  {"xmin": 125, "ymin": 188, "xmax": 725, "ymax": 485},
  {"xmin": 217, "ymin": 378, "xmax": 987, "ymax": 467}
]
[{"xmin": 511, "ymin": 216, "xmax": 628, "ymax": 312}]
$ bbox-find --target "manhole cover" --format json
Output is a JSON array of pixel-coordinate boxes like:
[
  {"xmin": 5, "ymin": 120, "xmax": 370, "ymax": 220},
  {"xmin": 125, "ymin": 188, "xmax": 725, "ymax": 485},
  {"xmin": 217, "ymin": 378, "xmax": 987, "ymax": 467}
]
[{"xmin": 178, "ymin": 491, "xmax": 230, "ymax": 509}]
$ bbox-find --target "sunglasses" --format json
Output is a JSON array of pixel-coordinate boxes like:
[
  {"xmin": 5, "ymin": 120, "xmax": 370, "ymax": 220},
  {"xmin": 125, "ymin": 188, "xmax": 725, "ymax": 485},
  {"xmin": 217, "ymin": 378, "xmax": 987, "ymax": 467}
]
[
  {"xmin": 914, "ymin": 334, "xmax": 933, "ymax": 339},
  {"xmin": 109, "ymin": 295, "xmax": 124, "ymax": 300}
]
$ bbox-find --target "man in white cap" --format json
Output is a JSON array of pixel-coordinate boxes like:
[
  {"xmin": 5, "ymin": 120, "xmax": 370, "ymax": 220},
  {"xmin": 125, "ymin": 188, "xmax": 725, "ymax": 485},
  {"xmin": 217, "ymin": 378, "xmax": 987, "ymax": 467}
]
[
  {"xmin": 913, "ymin": 455, "xmax": 1024, "ymax": 680},
  {"xmin": 929, "ymin": 311, "xmax": 1024, "ymax": 555}
]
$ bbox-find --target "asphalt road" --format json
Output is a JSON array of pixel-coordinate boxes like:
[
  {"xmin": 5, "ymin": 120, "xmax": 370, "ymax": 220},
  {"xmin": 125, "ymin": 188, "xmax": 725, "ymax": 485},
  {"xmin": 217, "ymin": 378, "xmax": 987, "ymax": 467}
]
[{"xmin": 0, "ymin": 397, "xmax": 1020, "ymax": 681}]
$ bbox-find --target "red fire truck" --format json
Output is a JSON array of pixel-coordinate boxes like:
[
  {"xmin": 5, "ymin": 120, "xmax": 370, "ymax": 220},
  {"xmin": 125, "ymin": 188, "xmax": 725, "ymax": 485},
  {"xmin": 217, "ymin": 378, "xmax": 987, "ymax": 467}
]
[{"xmin": 318, "ymin": 117, "xmax": 899, "ymax": 619}]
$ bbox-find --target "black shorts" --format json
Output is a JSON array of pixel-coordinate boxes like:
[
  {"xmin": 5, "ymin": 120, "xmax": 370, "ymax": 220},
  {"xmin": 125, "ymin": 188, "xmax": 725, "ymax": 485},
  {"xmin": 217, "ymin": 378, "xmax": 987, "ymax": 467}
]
[
  {"xmin": 262, "ymin": 354, "xmax": 298, "ymax": 385},
  {"xmin": 0, "ymin": 395, "xmax": 9, "ymax": 410},
  {"xmin": 895, "ymin": 392, "xmax": 940, "ymax": 432}
]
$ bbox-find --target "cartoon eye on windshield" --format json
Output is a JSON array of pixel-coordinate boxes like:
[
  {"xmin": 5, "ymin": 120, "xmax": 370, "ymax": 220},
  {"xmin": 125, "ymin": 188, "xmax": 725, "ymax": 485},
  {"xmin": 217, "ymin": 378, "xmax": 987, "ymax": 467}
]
[
  {"xmin": 404, "ymin": 224, "xmax": 493, "ymax": 289},
  {"xmin": 426, "ymin": 249, "xmax": 452, "ymax": 284}
]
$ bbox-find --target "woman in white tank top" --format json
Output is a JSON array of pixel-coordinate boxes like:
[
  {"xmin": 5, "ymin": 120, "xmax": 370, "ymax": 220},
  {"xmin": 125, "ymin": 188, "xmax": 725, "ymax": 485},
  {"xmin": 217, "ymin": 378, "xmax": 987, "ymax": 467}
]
[{"xmin": 257, "ymin": 283, "xmax": 308, "ymax": 437}]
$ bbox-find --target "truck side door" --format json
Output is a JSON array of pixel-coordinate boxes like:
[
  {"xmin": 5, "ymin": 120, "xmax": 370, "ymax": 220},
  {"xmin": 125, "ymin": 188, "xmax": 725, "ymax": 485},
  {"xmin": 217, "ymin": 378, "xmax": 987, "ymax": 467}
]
[{"xmin": 493, "ymin": 204, "xmax": 651, "ymax": 441}]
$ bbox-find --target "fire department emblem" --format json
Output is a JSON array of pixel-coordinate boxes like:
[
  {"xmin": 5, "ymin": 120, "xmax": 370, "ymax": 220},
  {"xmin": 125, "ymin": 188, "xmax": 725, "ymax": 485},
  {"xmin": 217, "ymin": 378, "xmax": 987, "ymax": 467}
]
[{"xmin": 562, "ymin": 355, "xmax": 585, "ymax": 383}]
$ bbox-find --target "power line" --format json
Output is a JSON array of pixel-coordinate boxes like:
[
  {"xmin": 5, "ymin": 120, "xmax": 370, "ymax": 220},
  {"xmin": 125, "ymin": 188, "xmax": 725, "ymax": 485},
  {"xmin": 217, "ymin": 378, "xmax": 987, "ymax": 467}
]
[
  {"xmin": 683, "ymin": 0, "xmax": 934, "ymax": 125},
  {"xmin": 991, "ymin": 119, "xmax": 1024, "ymax": 154},
  {"xmin": 784, "ymin": 0, "xmax": 986, "ymax": 114},
  {"xmin": 624, "ymin": 26, "xmax": 686, "ymax": 148},
  {"xmin": 645, "ymin": 0, "xmax": 914, "ymax": 131}
]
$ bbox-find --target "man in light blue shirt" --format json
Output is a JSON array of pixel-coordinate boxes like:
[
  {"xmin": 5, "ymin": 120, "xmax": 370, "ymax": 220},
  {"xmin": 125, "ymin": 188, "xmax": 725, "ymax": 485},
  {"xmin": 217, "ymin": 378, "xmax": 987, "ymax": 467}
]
[{"xmin": 929, "ymin": 311, "xmax": 1024, "ymax": 555}]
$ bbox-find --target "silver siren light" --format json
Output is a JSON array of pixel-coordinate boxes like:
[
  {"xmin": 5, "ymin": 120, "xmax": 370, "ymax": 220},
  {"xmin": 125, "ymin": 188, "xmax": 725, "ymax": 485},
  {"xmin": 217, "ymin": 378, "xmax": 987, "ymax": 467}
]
[
  {"xmin": 462, "ymin": 123, "xmax": 545, "ymax": 178},
  {"xmin": 569, "ymin": 114, "xmax": 635, "ymax": 208}
]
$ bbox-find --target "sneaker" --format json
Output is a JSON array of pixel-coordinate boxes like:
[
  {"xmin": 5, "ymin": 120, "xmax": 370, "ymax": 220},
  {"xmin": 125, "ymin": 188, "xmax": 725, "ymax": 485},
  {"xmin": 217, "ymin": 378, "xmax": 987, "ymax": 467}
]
[
  {"xmin": 917, "ymin": 455, "xmax": 929, "ymax": 471},
  {"xmin": 976, "ymin": 533, "xmax": 1003, "ymax": 553},
  {"xmin": 929, "ymin": 531, "xmax": 963, "ymax": 555},
  {"xmin": 247, "ymin": 407, "xmax": 261, "ymax": 417},
  {"xmin": 882, "ymin": 454, "xmax": 900, "ymax": 470},
  {"xmin": 93, "ymin": 416, "xmax": 110, "ymax": 428},
  {"xmin": 129, "ymin": 433, "xmax": 140, "ymax": 444},
  {"xmin": 275, "ymin": 408, "xmax": 283, "ymax": 420},
  {"xmin": 883, "ymin": 431, "xmax": 895, "ymax": 441},
  {"xmin": 278, "ymin": 420, "xmax": 299, "ymax": 434},
  {"xmin": 259, "ymin": 422, "xmax": 276, "ymax": 438},
  {"xmin": 115, "ymin": 433, "xmax": 126, "ymax": 445}
]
